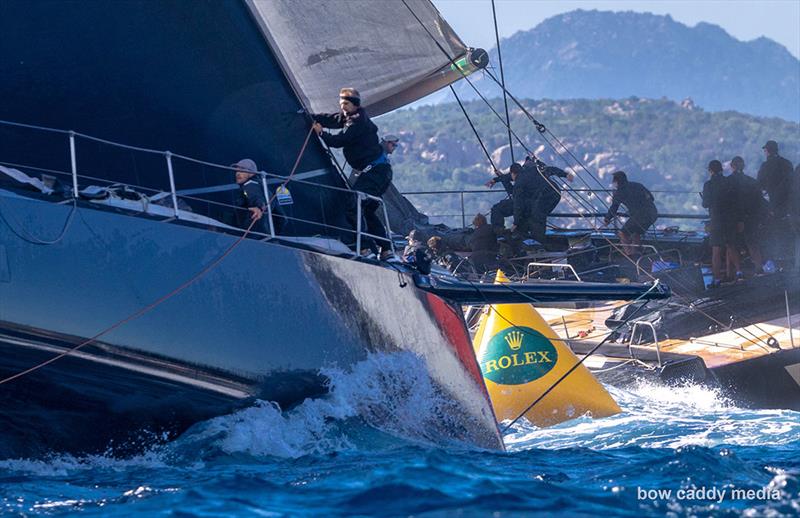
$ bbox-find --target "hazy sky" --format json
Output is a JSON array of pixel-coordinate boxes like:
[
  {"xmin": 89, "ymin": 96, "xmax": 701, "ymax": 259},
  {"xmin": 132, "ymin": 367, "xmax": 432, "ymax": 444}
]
[{"xmin": 433, "ymin": 0, "xmax": 800, "ymax": 59}]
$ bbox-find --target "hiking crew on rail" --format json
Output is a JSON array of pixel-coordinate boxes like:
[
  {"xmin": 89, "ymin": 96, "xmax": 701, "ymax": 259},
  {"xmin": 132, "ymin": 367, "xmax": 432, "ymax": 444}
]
[{"xmin": 312, "ymin": 87, "xmax": 395, "ymax": 261}]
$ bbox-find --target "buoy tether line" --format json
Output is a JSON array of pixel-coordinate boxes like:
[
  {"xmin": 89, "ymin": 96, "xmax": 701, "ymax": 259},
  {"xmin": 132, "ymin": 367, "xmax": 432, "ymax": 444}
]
[{"xmin": 0, "ymin": 127, "xmax": 315, "ymax": 386}]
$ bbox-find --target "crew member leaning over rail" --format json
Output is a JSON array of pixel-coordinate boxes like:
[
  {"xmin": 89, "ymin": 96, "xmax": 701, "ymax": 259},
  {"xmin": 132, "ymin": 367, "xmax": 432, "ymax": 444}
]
[
  {"xmin": 604, "ymin": 170, "xmax": 658, "ymax": 259},
  {"xmin": 312, "ymin": 88, "xmax": 395, "ymax": 260}
]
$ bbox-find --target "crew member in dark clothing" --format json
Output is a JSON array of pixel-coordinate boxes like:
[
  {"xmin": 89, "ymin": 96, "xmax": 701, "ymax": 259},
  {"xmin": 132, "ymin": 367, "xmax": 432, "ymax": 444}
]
[
  {"xmin": 529, "ymin": 161, "xmax": 573, "ymax": 242},
  {"xmin": 402, "ymin": 229, "xmax": 426, "ymax": 260},
  {"xmin": 232, "ymin": 158, "xmax": 275, "ymax": 235},
  {"xmin": 468, "ymin": 213, "xmax": 498, "ymax": 272},
  {"xmin": 757, "ymin": 140, "xmax": 794, "ymax": 219},
  {"xmin": 604, "ymin": 170, "xmax": 658, "ymax": 257},
  {"xmin": 486, "ymin": 164, "xmax": 518, "ymax": 230},
  {"xmin": 509, "ymin": 158, "xmax": 543, "ymax": 238},
  {"xmin": 702, "ymin": 160, "xmax": 741, "ymax": 286},
  {"xmin": 312, "ymin": 87, "xmax": 394, "ymax": 259},
  {"xmin": 727, "ymin": 156, "xmax": 766, "ymax": 275}
]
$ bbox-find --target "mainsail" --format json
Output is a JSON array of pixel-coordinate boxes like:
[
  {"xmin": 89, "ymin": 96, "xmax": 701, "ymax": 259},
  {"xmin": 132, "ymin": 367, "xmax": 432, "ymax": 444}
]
[{"xmin": 248, "ymin": 0, "xmax": 487, "ymax": 116}]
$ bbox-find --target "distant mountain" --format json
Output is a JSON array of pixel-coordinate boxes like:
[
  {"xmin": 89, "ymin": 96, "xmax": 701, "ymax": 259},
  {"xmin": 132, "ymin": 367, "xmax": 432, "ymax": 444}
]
[
  {"xmin": 453, "ymin": 10, "xmax": 800, "ymax": 121},
  {"xmin": 377, "ymin": 97, "xmax": 799, "ymax": 227}
]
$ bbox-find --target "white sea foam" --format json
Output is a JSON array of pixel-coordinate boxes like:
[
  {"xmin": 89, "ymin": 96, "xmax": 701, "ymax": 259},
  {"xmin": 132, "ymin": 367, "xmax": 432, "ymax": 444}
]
[
  {"xmin": 0, "ymin": 351, "xmax": 457, "ymax": 471},
  {"xmin": 172, "ymin": 351, "xmax": 467, "ymax": 459},
  {"xmin": 505, "ymin": 380, "xmax": 800, "ymax": 451}
]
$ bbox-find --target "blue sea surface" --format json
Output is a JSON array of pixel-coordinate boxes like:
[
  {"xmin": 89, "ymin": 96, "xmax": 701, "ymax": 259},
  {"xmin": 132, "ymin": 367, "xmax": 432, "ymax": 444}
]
[{"xmin": 1, "ymin": 355, "xmax": 799, "ymax": 517}]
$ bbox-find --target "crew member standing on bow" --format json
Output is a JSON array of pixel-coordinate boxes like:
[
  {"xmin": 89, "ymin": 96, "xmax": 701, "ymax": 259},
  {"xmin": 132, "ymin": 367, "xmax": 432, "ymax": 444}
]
[
  {"xmin": 527, "ymin": 156, "xmax": 573, "ymax": 242},
  {"xmin": 757, "ymin": 140, "xmax": 794, "ymax": 220},
  {"xmin": 312, "ymin": 88, "xmax": 394, "ymax": 259},
  {"xmin": 604, "ymin": 170, "xmax": 658, "ymax": 258}
]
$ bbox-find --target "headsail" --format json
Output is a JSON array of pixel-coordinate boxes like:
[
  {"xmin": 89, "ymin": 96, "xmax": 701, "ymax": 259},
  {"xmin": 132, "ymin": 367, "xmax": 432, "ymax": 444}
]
[{"xmin": 247, "ymin": 0, "xmax": 488, "ymax": 116}]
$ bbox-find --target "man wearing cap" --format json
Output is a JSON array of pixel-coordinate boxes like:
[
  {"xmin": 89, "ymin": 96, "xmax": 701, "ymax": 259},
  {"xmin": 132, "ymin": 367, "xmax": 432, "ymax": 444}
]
[
  {"xmin": 381, "ymin": 134, "xmax": 400, "ymax": 159},
  {"xmin": 757, "ymin": 140, "xmax": 794, "ymax": 219},
  {"xmin": 312, "ymin": 88, "xmax": 394, "ymax": 259},
  {"xmin": 232, "ymin": 158, "xmax": 270, "ymax": 235},
  {"xmin": 604, "ymin": 170, "xmax": 658, "ymax": 258},
  {"xmin": 402, "ymin": 229, "xmax": 426, "ymax": 261}
]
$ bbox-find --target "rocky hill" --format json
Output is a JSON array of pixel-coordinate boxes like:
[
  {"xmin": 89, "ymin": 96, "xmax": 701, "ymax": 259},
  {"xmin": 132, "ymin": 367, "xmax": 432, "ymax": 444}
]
[
  {"xmin": 377, "ymin": 97, "xmax": 799, "ymax": 228},
  {"xmin": 453, "ymin": 10, "xmax": 799, "ymax": 122}
]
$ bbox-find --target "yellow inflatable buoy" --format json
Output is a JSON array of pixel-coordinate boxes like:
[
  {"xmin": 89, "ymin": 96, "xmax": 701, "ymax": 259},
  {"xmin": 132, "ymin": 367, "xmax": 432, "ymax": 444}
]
[{"xmin": 472, "ymin": 270, "xmax": 620, "ymax": 427}]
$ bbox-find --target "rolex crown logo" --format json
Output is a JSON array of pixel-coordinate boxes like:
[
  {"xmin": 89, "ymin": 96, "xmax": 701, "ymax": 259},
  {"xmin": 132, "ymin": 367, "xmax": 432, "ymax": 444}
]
[{"xmin": 504, "ymin": 330, "xmax": 524, "ymax": 351}]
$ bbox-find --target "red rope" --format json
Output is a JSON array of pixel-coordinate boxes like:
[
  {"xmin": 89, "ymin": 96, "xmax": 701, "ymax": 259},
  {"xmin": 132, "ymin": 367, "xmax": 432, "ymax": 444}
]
[{"xmin": 0, "ymin": 126, "xmax": 315, "ymax": 386}]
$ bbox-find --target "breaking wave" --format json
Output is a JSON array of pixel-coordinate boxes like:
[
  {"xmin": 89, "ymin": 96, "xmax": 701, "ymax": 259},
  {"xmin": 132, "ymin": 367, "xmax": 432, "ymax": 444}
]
[{"xmin": 171, "ymin": 351, "xmax": 473, "ymax": 459}]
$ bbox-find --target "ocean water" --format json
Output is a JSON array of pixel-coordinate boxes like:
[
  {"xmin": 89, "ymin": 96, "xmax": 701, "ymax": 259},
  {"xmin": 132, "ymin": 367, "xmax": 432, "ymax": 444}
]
[{"xmin": 1, "ymin": 354, "xmax": 799, "ymax": 517}]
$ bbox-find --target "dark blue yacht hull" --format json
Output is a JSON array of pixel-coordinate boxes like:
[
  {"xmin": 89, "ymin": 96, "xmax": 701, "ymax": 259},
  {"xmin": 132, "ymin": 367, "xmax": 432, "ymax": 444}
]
[{"xmin": 0, "ymin": 188, "xmax": 502, "ymax": 455}]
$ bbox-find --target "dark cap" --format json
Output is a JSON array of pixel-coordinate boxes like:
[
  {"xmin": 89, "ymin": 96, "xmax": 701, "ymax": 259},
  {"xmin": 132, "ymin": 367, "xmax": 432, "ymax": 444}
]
[
  {"xmin": 762, "ymin": 140, "xmax": 778, "ymax": 153},
  {"xmin": 708, "ymin": 160, "xmax": 723, "ymax": 173},
  {"xmin": 612, "ymin": 170, "xmax": 628, "ymax": 183},
  {"xmin": 381, "ymin": 134, "xmax": 400, "ymax": 144},
  {"xmin": 509, "ymin": 163, "xmax": 523, "ymax": 174}
]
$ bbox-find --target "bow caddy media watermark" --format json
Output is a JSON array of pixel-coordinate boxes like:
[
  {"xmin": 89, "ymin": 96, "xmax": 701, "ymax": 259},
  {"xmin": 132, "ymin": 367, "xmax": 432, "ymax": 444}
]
[{"xmin": 637, "ymin": 485, "xmax": 781, "ymax": 503}]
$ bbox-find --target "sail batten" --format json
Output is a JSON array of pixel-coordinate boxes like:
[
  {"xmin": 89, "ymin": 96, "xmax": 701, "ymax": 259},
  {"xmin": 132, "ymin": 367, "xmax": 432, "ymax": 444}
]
[{"xmin": 246, "ymin": 0, "xmax": 485, "ymax": 116}]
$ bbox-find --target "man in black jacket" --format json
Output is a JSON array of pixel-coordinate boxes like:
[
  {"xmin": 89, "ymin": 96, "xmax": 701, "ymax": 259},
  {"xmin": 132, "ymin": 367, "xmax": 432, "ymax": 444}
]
[
  {"xmin": 728, "ymin": 156, "xmax": 767, "ymax": 275},
  {"xmin": 313, "ymin": 87, "xmax": 393, "ymax": 259},
  {"xmin": 486, "ymin": 163, "xmax": 518, "ymax": 231},
  {"xmin": 232, "ymin": 158, "xmax": 273, "ymax": 235},
  {"xmin": 604, "ymin": 170, "xmax": 658, "ymax": 258},
  {"xmin": 702, "ymin": 160, "xmax": 741, "ymax": 286},
  {"xmin": 757, "ymin": 140, "xmax": 794, "ymax": 219},
  {"xmin": 468, "ymin": 213, "xmax": 498, "ymax": 273},
  {"xmin": 528, "ymin": 161, "xmax": 572, "ymax": 242}
]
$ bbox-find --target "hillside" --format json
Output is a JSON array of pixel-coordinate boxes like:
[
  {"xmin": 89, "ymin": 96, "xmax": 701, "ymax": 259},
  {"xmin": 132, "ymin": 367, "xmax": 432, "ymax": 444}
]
[
  {"xmin": 377, "ymin": 97, "xmax": 799, "ymax": 228},
  {"xmin": 452, "ymin": 10, "xmax": 800, "ymax": 122}
]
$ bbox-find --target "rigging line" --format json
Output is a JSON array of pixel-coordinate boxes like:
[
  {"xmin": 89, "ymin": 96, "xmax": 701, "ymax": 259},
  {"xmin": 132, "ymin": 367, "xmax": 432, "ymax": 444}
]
[
  {"xmin": 401, "ymin": 0, "xmax": 769, "ymax": 349},
  {"xmin": 483, "ymin": 70, "xmax": 609, "ymax": 191},
  {"xmin": 483, "ymin": 70, "xmax": 612, "ymax": 206},
  {"xmin": 400, "ymin": 0, "xmax": 602, "ymax": 217},
  {"xmin": 501, "ymin": 297, "xmax": 654, "ymax": 433},
  {"xmin": 0, "ymin": 127, "xmax": 316, "ymax": 387},
  {"xmin": 449, "ymin": 85, "xmax": 498, "ymax": 174},
  {"xmin": 0, "ymin": 197, "xmax": 76, "ymax": 245},
  {"xmin": 491, "ymin": 0, "xmax": 514, "ymax": 164}
]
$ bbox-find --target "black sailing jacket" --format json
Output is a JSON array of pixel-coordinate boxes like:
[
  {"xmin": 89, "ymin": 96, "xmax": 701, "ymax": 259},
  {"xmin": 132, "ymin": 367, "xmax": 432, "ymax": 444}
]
[{"xmin": 314, "ymin": 108, "xmax": 383, "ymax": 171}]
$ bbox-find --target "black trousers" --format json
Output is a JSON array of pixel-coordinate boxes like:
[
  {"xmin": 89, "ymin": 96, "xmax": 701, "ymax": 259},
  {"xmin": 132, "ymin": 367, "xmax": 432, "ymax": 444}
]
[
  {"xmin": 346, "ymin": 163, "xmax": 393, "ymax": 252},
  {"xmin": 490, "ymin": 198, "xmax": 514, "ymax": 228}
]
